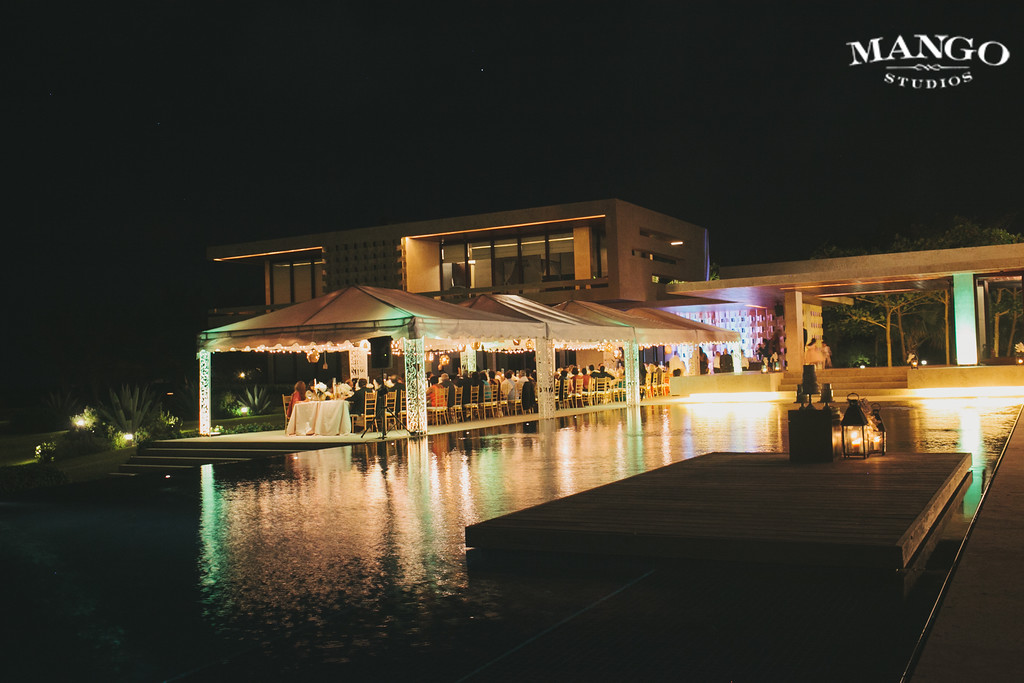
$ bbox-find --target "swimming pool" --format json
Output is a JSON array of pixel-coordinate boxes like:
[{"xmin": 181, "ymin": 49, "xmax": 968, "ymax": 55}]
[{"xmin": 2, "ymin": 398, "xmax": 1020, "ymax": 680}]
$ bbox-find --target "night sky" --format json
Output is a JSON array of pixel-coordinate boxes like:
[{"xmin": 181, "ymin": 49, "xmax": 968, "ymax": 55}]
[{"xmin": 7, "ymin": 2, "xmax": 1023, "ymax": 402}]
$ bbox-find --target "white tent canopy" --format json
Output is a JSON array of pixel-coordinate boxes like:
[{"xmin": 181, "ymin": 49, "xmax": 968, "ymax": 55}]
[
  {"xmin": 195, "ymin": 286, "xmax": 546, "ymax": 435},
  {"xmin": 552, "ymin": 299, "xmax": 718, "ymax": 347},
  {"xmin": 461, "ymin": 294, "xmax": 629, "ymax": 346},
  {"xmin": 624, "ymin": 307, "xmax": 739, "ymax": 344},
  {"xmin": 198, "ymin": 286, "xmax": 545, "ymax": 353}
]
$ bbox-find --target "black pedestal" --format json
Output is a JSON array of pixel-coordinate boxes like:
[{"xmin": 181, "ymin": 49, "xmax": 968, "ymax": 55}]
[{"xmin": 788, "ymin": 408, "xmax": 840, "ymax": 463}]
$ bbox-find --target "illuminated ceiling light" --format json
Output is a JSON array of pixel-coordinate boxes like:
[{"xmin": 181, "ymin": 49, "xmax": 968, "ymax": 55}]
[
  {"xmin": 212, "ymin": 247, "xmax": 324, "ymax": 261},
  {"xmin": 670, "ymin": 241, "xmax": 684, "ymax": 246}
]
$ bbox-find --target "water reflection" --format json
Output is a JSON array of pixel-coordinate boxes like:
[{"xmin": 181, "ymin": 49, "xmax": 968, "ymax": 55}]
[{"xmin": 194, "ymin": 399, "xmax": 1020, "ymax": 642}]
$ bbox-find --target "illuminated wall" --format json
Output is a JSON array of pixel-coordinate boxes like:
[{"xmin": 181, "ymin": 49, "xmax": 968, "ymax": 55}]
[
  {"xmin": 668, "ymin": 306, "xmax": 781, "ymax": 359},
  {"xmin": 953, "ymin": 272, "xmax": 979, "ymax": 366}
]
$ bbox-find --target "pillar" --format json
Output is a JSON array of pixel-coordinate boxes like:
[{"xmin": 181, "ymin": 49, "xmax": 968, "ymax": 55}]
[
  {"xmin": 953, "ymin": 272, "xmax": 979, "ymax": 365},
  {"xmin": 783, "ymin": 291, "xmax": 804, "ymax": 371},
  {"xmin": 404, "ymin": 337, "xmax": 428, "ymax": 434},
  {"xmin": 535, "ymin": 337, "xmax": 555, "ymax": 419},
  {"xmin": 349, "ymin": 348, "xmax": 368, "ymax": 379},
  {"xmin": 624, "ymin": 339, "xmax": 641, "ymax": 406},
  {"xmin": 198, "ymin": 349, "xmax": 212, "ymax": 436},
  {"xmin": 462, "ymin": 348, "xmax": 477, "ymax": 373}
]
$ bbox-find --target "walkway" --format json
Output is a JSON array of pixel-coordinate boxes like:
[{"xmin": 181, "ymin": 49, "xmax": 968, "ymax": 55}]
[{"xmin": 910, "ymin": 404, "xmax": 1024, "ymax": 681}]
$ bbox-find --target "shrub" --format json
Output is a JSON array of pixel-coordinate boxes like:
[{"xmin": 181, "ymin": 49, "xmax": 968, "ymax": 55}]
[
  {"xmin": 54, "ymin": 426, "xmax": 111, "ymax": 460},
  {"xmin": 139, "ymin": 411, "xmax": 182, "ymax": 445},
  {"xmin": 97, "ymin": 384, "xmax": 158, "ymax": 435},
  {"xmin": 42, "ymin": 390, "xmax": 83, "ymax": 430},
  {"xmin": 238, "ymin": 385, "xmax": 274, "ymax": 416},
  {"xmin": 35, "ymin": 441, "xmax": 57, "ymax": 463},
  {"xmin": 0, "ymin": 463, "xmax": 71, "ymax": 495}
]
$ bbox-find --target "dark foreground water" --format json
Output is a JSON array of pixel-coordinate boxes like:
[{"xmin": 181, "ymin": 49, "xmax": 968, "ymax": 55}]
[{"xmin": 1, "ymin": 399, "xmax": 1020, "ymax": 682}]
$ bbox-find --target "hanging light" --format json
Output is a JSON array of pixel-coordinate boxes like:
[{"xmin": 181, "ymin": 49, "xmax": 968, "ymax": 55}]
[
  {"xmin": 841, "ymin": 393, "xmax": 870, "ymax": 459},
  {"xmin": 306, "ymin": 348, "xmax": 320, "ymax": 363},
  {"xmin": 869, "ymin": 402, "xmax": 886, "ymax": 455}
]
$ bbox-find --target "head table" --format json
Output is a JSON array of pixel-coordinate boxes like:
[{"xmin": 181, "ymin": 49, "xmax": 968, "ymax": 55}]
[{"xmin": 286, "ymin": 399, "xmax": 352, "ymax": 436}]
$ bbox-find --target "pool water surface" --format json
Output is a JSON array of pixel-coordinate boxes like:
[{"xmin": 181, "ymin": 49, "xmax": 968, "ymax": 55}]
[{"xmin": 2, "ymin": 398, "xmax": 1020, "ymax": 681}]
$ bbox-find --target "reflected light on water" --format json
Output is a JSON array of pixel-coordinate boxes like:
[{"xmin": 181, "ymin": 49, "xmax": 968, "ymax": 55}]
[{"xmin": 193, "ymin": 400, "xmax": 1019, "ymax": 643}]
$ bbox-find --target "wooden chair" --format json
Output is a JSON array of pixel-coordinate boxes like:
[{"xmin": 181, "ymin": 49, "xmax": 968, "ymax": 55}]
[
  {"xmin": 427, "ymin": 387, "xmax": 449, "ymax": 424},
  {"xmin": 352, "ymin": 391, "xmax": 377, "ymax": 433},
  {"xmin": 465, "ymin": 385, "xmax": 481, "ymax": 420},
  {"xmin": 282, "ymin": 394, "xmax": 291, "ymax": 420},
  {"xmin": 396, "ymin": 389, "xmax": 406, "ymax": 429},
  {"xmin": 592, "ymin": 378, "xmax": 609, "ymax": 405},
  {"xmin": 502, "ymin": 384, "xmax": 523, "ymax": 415},
  {"xmin": 383, "ymin": 390, "xmax": 399, "ymax": 431},
  {"xmin": 451, "ymin": 385, "xmax": 464, "ymax": 423},
  {"xmin": 483, "ymin": 381, "xmax": 502, "ymax": 418}
]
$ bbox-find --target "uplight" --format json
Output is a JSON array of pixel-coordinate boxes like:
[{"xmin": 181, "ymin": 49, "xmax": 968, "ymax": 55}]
[
  {"xmin": 75, "ymin": 418, "xmax": 86, "ymax": 427},
  {"xmin": 124, "ymin": 433, "xmax": 134, "ymax": 442}
]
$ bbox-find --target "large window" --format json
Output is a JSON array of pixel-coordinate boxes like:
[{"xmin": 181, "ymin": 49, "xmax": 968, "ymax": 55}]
[
  {"xmin": 270, "ymin": 255, "xmax": 323, "ymax": 305},
  {"xmin": 439, "ymin": 227, "xmax": 607, "ymax": 290}
]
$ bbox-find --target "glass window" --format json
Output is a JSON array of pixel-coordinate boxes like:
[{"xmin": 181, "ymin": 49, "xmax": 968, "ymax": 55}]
[
  {"xmin": 468, "ymin": 242, "xmax": 491, "ymax": 288},
  {"xmin": 440, "ymin": 243, "xmax": 468, "ymax": 291},
  {"xmin": 547, "ymin": 232, "xmax": 575, "ymax": 281}
]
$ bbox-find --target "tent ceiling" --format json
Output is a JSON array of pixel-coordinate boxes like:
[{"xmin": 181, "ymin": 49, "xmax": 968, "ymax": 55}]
[
  {"xmin": 554, "ymin": 300, "xmax": 710, "ymax": 346},
  {"xmin": 197, "ymin": 286, "xmax": 544, "ymax": 353},
  {"xmin": 461, "ymin": 294, "xmax": 630, "ymax": 344}
]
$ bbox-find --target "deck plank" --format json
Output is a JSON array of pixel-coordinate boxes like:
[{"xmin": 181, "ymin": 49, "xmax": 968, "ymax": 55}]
[{"xmin": 465, "ymin": 451, "xmax": 971, "ymax": 570}]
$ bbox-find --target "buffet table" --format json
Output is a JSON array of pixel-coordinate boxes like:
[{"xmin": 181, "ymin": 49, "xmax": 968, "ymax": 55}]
[{"xmin": 287, "ymin": 399, "xmax": 352, "ymax": 436}]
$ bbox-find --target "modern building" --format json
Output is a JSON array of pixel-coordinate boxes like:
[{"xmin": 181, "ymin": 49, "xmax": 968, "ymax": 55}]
[
  {"xmin": 207, "ymin": 199, "xmax": 709, "ymax": 324},
  {"xmin": 207, "ymin": 199, "xmax": 1023, "ymax": 380}
]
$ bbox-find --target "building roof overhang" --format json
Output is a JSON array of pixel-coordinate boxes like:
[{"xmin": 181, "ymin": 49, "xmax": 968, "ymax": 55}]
[{"xmin": 666, "ymin": 243, "xmax": 1024, "ymax": 308}]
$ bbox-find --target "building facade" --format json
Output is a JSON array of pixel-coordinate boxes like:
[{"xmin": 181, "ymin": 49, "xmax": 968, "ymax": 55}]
[{"xmin": 207, "ymin": 199, "xmax": 709, "ymax": 322}]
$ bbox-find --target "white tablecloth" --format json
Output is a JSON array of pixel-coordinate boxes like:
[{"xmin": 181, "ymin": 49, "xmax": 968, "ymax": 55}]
[{"xmin": 287, "ymin": 400, "xmax": 352, "ymax": 436}]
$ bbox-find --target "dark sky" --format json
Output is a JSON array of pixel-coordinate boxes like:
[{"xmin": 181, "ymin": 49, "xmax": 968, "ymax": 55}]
[{"xmin": 7, "ymin": 1, "xmax": 1023, "ymax": 398}]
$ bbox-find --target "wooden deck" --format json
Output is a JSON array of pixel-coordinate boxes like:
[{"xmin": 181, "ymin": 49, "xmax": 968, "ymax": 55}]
[{"xmin": 465, "ymin": 451, "xmax": 971, "ymax": 571}]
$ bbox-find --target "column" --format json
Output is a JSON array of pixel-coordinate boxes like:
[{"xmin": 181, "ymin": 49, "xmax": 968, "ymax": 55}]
[
  {"xmin": 535, "ymin": 337, "xmax": 556, "ymax": 419},
  {"xmin": 349, "ymin": 348, "xmax": 368, "ymax": 379},
  {"xmin": 403, "ymin": 337, "xmax": 428, "ymax": 434},
  {"xmin": 624, "ymin": 339, "xmax": 641, "ymax": 406},
  {"xmin": 953, "ymin": 272, "xmax": 979, "ymax": 365},
  {"xmin": 462, "ymin": 348, "xmax": 477, "ymax": 373},
  {"xmin": 783, "ymin": 291, "xmax": 804, "ymax": 371},
  {"xmin": 198, "ymin": 349, "xmax": 212, "ymax": 436}
]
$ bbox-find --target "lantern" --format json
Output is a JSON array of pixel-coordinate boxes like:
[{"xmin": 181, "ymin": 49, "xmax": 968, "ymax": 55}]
[
  {"xmin": 841, "ymin": 393, "xmax": 870, "ymax": 459},
  {"xmin": 869, "ymin": 402, "xmax": 886, "ymax": 456}
]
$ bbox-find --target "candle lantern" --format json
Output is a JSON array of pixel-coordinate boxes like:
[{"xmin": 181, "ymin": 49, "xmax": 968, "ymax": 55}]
[
  {"xmin": 869, "ymin": 402, "xmax": 886, "ymax": 456},
  {"xmin": 841, "ymin": 392, "xmax": 870, "ymax": 459}
]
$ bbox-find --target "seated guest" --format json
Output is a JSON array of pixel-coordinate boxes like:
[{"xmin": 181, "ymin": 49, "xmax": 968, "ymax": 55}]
[
  {"xmin": 520, "ymin": 374, "xmax": 537, "ymax": 412},
  {"xmin": 348, "ymin": 378, "xmax": 370, "ymax": 415},
  {"xmin": 425, "ymin": 376, "xmax": 444, "ymax": 407},
  {"xmin": 439, "ymin": 373, "xmax": 456, "ymax": 408},
  {"xmin": 591, "ymin": 364, "xmax": 614, "ymax": 379},
  {"xmin": 287, "ymin": 381, "xmax": 307, "ymax": 419}
]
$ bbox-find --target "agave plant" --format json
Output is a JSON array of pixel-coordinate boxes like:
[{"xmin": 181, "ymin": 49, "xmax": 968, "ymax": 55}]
[
  {"xmin": 42, "ymin": 390, "xmax": 83, "ymax": 429},
  {"xmin": 239, "ymin": 385, "xmax": 273, "ymax": 415},
  {"xmin": 97, "ymin": 384, "xmax": 159, "ymax": 434}
]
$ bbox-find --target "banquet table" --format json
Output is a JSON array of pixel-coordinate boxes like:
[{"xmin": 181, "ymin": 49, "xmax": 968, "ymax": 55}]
[{"xmin": 287, "ymin": 399, "xmax": 352, "ymax": 436}]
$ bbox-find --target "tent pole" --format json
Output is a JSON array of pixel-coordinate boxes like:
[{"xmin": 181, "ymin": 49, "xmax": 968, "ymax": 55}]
[
  {"xmin": 404, "ymin": 337, "xmax": 428, "ymax": 435},
  {"xmin": 625, "ymin": 339, "xmax": 641, "ymax": 406},
  {"xmin": 198, "ymin": 350, "xmax": 212, "ymax": 436},
  {"xmin": 536, "ymin": 336, "xmax": 555, "ymax": 419}
]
